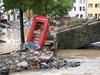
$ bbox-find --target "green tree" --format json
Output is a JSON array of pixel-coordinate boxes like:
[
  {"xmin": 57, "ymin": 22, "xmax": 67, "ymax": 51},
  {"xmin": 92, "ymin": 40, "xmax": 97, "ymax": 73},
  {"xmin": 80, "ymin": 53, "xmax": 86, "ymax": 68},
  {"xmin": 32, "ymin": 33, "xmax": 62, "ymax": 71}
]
[
  {"xmin": 3, "ymin": 0, "xmax": 30, "ymax": 44},
  {"xmin": 52, "ymin": 0, "xmax": 75, "ymax": 16},
  {"xmin": 31, "ymin": 0, "xmax": 75, "ymax": 16}
]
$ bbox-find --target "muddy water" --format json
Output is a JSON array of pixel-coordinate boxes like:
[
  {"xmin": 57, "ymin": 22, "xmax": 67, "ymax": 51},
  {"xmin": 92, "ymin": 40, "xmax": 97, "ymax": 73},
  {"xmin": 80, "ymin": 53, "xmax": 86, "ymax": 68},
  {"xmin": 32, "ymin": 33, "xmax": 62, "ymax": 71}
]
[{"xmin": 0, "ymin": 29, "xmax": 100, "ymax": 75}]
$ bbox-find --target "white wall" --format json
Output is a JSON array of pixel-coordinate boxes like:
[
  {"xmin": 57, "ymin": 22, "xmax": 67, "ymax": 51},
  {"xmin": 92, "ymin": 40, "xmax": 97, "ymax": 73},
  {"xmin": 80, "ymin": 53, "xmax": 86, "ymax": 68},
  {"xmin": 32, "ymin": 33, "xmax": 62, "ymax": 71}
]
[{"xmin": 69, "ymin": 0, "xmax": 86, "ymax": 18}]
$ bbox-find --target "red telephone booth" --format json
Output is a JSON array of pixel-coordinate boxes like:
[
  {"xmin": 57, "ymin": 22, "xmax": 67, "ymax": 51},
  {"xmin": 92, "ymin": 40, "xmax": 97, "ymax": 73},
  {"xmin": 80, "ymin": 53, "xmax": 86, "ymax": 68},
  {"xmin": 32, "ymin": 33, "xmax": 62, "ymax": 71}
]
[{"xmin": 26, "ymin": 15, "xmax": 50, "ymax": 51}]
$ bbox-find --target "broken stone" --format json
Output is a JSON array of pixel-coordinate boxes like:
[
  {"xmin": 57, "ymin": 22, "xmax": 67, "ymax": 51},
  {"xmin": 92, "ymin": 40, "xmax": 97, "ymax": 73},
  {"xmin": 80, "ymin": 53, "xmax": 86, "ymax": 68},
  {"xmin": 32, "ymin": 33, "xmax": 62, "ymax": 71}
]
[
  {"xmin": 34, "ymin": 51, "xmax": 39, "ymax": 55},
  {"xmin": 69, "ymin": 62, "xmax": 81, "ymax": 67},
  {"xmin": 25, "ymin": 53, "xmax": 29, "ymax": 57},
  {"xmin": 16, "ymin": 66, "xmax": 21, "ymax": 72},
  {"xmin": 20, "ymin": 68, "xmax": 25, "ymax": 71},
  {"xmin": 21, "ymin": 55, "xmax": 26, "ymax": 59},
  {"xmin": 29, "ymin": 54, "xmax": 33, "ymax": 57},
  {"xmin": 11, "ymin": 51, "xmax": 20, "ymax": 57},
  {"xmin": 15, "ymin": 60, "xmax": 19, "ymax": 64},
  {"xmin": 7, "ymin": 54, "xmax": 12, "ymax": 57},
  {"xmin": 40, "ymin": 62, "xmax": 49, "ymax": 69},
  {"xmin": 2, "ymin": 66, "xmax": 8, "ymax": 71},
  {"xmin": 32, "ymin": 53, "xmax": 35, "ymax": 56},
  {"xmin": 17, "ymin": 61, "xmax": 28, "ymax": 67},
  {"xmin": 29, "ymin": 49, "xmax": 34, "ymax": 53},
  {"xmin": 0, "ymin": 64, "xmax": 3, "ymax": 68}
]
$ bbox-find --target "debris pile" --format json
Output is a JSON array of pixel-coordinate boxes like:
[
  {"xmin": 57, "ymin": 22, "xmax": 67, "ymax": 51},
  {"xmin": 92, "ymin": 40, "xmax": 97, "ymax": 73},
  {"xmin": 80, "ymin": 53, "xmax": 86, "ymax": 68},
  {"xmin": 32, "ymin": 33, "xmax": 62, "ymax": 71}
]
[
  {"xmin": 0, "ymin": 47, "xmax": 81, "ymax": 73},
  {"xmin": 9, "ymin": 19, "xmax": 33, "ymax": 29}
]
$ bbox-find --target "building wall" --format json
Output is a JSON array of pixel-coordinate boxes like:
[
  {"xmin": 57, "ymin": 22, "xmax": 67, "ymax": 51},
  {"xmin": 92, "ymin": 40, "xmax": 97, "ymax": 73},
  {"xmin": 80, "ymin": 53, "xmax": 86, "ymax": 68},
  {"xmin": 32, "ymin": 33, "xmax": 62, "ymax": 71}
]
[
  {"xmin": 87, "ymin": 0, "xmax": 100, "ymax": 19},
  {"xmin": 4, "ymin": 11, "xmax": 19, "ymax": 21},
  {"xmin": 69, "ymin": 0, "xmax": 86, "ymax": 18}
]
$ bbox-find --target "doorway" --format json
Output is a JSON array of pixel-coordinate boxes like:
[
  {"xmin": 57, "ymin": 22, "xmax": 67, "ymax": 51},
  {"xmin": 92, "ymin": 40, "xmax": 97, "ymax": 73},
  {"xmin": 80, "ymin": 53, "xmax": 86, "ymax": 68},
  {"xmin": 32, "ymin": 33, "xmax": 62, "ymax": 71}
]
[
  {"xmin": 80, "ymin": 15, "xmax": 83, "ymax": 18},
  {"xmin": 8, "ymin": 15, "xmax": 10, "ymax": 21},
  {"xmin": 95, "ymin": 14, "xmax": 97, "ymax": 19}
]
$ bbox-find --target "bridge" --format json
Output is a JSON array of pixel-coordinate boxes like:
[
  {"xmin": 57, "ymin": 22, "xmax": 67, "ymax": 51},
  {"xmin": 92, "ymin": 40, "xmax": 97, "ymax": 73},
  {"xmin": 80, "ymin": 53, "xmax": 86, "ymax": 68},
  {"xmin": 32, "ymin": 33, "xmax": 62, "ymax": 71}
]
[{"xmin": 56, "ymin": 19, "xmax": 100, "ymax": 49}]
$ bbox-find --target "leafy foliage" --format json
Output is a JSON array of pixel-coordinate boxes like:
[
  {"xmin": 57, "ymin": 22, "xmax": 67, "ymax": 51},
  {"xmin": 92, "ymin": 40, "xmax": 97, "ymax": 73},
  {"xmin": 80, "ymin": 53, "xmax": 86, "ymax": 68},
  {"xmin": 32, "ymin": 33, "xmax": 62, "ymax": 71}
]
[
  {"xmin": 3, "ymin": 0, "xmax": 75, "ymax": 16},
  {"xmin": 31, "ymin": 0, "xmax": 75, "ymax": 16},
  {"xmin": 52, "ymin": 0, "xmax": 75, "ymax": 16},
  {"xmin": 3, "ymin": 0, "xmax": 29, "ymax": 13}
]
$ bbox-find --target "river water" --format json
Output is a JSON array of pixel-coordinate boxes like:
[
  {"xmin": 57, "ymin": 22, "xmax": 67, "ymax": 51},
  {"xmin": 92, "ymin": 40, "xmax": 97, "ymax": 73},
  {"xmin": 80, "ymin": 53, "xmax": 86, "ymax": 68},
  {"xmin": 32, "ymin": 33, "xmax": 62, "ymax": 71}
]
[{"xmin": 0, "ymin": 29, "xmax": 100, "ymax": 75}]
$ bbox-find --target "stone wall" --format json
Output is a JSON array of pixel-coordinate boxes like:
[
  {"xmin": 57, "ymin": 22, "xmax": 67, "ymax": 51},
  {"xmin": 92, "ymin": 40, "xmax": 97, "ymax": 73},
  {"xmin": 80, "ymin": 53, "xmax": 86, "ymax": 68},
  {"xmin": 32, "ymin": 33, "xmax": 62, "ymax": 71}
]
[{"xmin": 56, "ymin": 21, "xmax": 100, "ymax": 49}]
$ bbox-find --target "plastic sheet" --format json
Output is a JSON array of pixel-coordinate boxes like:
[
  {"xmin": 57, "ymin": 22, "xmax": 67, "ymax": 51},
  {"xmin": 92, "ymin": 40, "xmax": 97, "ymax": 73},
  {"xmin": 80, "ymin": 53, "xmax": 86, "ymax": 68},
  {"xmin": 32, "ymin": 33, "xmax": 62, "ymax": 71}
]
[{"xmin": 21, "ymin": 42, "xmax": 40, "ymax": 50}]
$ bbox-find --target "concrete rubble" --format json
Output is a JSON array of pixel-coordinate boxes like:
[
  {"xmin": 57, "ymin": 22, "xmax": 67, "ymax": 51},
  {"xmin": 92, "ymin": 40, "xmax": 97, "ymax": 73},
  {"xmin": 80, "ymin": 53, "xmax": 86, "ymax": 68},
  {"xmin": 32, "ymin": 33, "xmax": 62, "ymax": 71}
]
[
  {"xmin": 0, "ymin": 46, "xmax": 81, "ymax": 74},
  {"xmin": 9, "ymin": 19, "xmax": 33, "ymax": 29}
]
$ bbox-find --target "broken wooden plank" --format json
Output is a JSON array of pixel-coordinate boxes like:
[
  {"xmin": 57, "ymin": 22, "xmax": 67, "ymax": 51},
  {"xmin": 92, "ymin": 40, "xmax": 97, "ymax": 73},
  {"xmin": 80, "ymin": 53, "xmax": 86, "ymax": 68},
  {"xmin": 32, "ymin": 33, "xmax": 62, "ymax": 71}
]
[
  {"xmin": 44, "ymin": 43, "xmax": 51, "ymax": 45},
  {"xmin": 45, "ymin": 40, "xmax": 54, "ymax": 43}
]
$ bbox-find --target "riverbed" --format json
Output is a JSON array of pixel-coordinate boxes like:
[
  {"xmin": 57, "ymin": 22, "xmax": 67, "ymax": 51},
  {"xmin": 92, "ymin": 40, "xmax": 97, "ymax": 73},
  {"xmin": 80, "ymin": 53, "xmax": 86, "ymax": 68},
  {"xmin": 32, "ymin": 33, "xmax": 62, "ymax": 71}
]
[{"xmin": 0, "ymin": 29, "xmax": 100, "ymax": 75}]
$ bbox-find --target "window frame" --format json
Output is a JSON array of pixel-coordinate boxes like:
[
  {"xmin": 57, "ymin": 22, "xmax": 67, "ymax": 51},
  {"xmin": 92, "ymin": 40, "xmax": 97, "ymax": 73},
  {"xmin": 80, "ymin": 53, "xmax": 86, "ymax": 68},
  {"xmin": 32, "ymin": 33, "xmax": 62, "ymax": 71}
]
[
  {"xmin": 83, "ymin": 0, "xmax": 85, "ymax": 3},
  {"xmin": 80, "ymin": 0, "xmax": 82, "ymax": 4},
  {"xmin": 74, "ymin": 7, "xmax": 76, "ymax": 11},
  {"xmin": 88, "ymin": 14, "xmax": 93, "ymax": 18},
  {"xmin": 79, "ymin": 7, "xmax": 82, "ymax": 11},
  {"xmin": 98, "ymin": 14, "xmax": 100, "ymax": 18},
  {"xmin": 83, "ymin": 7, "xmax": 85, "ymax": 11},
  {"xmin": 88, "ymin": 4, "xmax": 93, "ymax": 8},
  {"xmin": 95, "ymin": 4, "xmax": 100, "ymax": 8}
]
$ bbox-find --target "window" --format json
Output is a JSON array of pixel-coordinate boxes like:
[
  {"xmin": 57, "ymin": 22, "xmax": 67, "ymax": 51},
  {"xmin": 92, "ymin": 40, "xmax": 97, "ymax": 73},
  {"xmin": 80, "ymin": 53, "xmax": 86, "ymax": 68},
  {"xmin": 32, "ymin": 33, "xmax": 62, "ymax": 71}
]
[
  {"xmin": 83, "ymin": 7, "xmax": 85, "ymax": 11},
  {"xmin": 88, "ymin": 14, "xmax": 93, "ymax": 17},
  {"xmin": 83, "ymin": 0, "xmax": 85, "ymax": 3},
  {"xmin": 98, "ymin": 14, "xmax": 100, "ymax": 18},
  {"xmin": 95, "ymin": 4, "xmax": 100, "ymax": 8},
  {"xmin": 13, "ymin": 14, "xmax": 15, "ymax": 20},
  {"xmin": 17, "ymin": 15, "xmax": 20, "ymax": 19},
  {"xmin": 74, "ymin": 7, "xmax": 76, "ymax": 11},
  {"xmin": 0, "ymin": 0, "xmax": 1, "ymax": 3},
  {"xmin": 80, "ymin": 7, "xmax": 82, "ymax": 11},
  {"xmin": 80, "ymin": 0, "xmax": 82, "ymax": 3},
  {"xmin": 88, "ymin": 4, "xmax": 93, "ymax": 8},
  {"xmin": 80, "ymin": 15, "xmax": 83, "ymax": 18}
]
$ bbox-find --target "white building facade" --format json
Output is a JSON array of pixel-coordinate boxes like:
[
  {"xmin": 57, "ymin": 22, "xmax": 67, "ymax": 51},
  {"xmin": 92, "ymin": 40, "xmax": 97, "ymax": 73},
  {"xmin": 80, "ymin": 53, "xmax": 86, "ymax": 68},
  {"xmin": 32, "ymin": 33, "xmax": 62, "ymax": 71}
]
[
  {"xmin": 69, "ymin": 0, "xmax": 86, "ymax": 19},
  {"xmin": 0, "ymin": 0, "xmax": 19, "ymax": 21}
]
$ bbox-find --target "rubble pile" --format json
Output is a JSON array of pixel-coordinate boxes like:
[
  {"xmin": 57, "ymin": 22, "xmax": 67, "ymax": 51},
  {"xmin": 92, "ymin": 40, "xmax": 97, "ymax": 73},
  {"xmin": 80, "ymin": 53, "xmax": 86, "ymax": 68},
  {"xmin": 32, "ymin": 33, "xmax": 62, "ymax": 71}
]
[
  {"xmin": 9, "ymin": 19, "xmax": 20, "ymax": 29},
  {"xmin": 9, "ymin": 19, "xmax": 33, "ymax": 29},
  {"xmin": 0, "ymin": 47, "xmax": 81, "ymax": 73}
]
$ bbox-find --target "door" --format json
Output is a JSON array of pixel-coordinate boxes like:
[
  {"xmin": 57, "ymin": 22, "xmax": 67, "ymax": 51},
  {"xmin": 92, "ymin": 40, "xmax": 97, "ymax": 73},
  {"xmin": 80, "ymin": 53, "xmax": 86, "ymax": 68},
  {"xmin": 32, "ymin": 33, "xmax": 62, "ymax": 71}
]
[
  {"xmin": 13, "ymin": 14, "xmax": 15, "ymax": 20},
  {"xmin": 8, "ymin": 15, "xmax": 10, "ymax": 21},
  {"xmin": 95, "ymin": 14, "xmax": 97, "ymax": 19}
]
